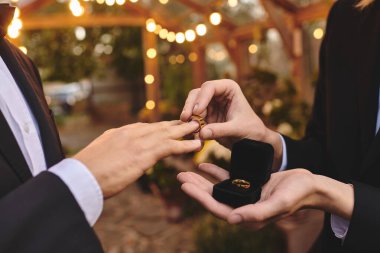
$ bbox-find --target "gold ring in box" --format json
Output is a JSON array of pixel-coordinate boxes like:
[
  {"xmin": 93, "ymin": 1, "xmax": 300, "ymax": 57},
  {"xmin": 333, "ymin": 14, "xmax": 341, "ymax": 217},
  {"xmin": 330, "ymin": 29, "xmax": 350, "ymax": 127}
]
[{"xmin": 232, "ymin": 179, "xmax": 251, "ymax": 189}]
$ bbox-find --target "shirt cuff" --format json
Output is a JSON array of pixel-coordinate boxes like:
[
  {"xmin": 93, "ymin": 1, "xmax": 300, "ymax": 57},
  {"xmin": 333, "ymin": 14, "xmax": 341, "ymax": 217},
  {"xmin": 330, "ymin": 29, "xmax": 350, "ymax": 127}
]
[
  {"xmin": 49, "ymin": 158, "xmax": 103, "ymax": 226},
  {"xmin": 331, "ymin": 214, "xmax": 350, "ymax": 241},
  {"xmin": 278, "ymin": 134, "xmax": 288, "ymax": 172}
]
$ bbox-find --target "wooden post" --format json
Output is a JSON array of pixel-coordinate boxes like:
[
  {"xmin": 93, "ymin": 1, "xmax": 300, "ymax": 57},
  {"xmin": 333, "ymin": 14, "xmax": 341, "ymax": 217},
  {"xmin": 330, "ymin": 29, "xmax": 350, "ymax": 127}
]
[
  {"xmin": 142, "ymin": 29, "xmax": 161, "ymax": 122},
  {"xmin": 191, "ymin": 45, "xmax": 207, "ymax": 88}
]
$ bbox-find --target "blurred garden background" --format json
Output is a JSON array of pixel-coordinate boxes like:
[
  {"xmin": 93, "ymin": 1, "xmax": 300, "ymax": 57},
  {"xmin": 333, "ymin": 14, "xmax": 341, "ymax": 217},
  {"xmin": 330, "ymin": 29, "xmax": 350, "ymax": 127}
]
[{"xmin": 6, "ymin": 0, "xmax": 333, "ymax": 252}]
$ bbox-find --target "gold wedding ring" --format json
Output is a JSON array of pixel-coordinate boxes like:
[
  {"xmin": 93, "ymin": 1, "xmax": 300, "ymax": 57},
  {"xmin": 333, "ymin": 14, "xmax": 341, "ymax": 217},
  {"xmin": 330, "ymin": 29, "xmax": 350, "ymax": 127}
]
[
  {"xmin": 190, "ymin": 115, "xmax": 206, "ymax": 133},
  {"xmin": 232, "ymin": 179, "xmax": 251, "ymax": 189}
]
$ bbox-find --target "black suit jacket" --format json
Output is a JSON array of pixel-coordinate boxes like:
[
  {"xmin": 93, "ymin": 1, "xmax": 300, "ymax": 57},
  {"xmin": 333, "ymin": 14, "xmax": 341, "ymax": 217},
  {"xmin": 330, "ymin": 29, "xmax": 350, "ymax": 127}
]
[
  {"xmin": 284, "ymin": 0, "xmax": 380, "ymax": 252},
  {"xmin": 0, "ymin": 38, "xmax": 104, "ymax": 252}
]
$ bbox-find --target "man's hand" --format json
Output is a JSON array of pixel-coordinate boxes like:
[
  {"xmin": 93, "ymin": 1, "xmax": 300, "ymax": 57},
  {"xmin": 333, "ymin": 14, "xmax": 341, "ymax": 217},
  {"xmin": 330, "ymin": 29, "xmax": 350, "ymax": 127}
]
[
  {"xmin": 74, "ymin": 120, "xmax": 201, "ymax": 198},
  {"xmin": 180, "ymin": 79, "xmax": 283, "ymax": 168},
  {"xmin": 178, "ymin": 164, "xmax": 354, "ymax": 230}
]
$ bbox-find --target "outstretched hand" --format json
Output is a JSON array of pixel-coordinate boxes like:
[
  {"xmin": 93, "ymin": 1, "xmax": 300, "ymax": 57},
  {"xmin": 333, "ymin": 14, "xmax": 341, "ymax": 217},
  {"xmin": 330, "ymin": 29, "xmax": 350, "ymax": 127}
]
[{"xmin": 178, "ymin": 164, "xmax": 331, "ymax": 230}]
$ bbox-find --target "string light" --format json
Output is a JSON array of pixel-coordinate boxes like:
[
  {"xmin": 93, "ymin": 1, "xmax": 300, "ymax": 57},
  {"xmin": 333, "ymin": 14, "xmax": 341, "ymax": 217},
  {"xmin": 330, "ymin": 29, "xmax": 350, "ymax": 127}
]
[
  {"xmin": 69, "ymin": 0, "xmax": 85, "ymax": 16},
  {"xmin": 158, "ymin": 0, "xmax": 169, "ymax": 4},
  {"xmin": 154, "ymin": 24, "xmax": 162, "ymax": 35},
  {"xmin": 75, "ymin": 26, "xmax": 86, "ymax": 41},
  {"xmin": 189, "ymin": 52, "xmax": 198, "ymax": 62},
  {"xmin": 7, "ymin": 7, "xmax": 22, "ymax": 38},
  {"xmin": 19, "ymin": 46, "xmax": 27, "ymax": 55},
  {"xmin": 248, "ymin": 43, "xmax": 258, "ymax": 54},
  {"xmin": 185, "ymin": 29, "xmax": 196, "ymax": 42},
  {"xmin": 313, "ymin": 28, "xmax": 324, "ymax": 40},
  {"xmin": 167, "ymin": 32, "xmax": 176, "ymax": 42},
  {"xmin": 228, "ymin": 0, "xmax": 238, "ymax": 7},
  {"xmin": 105, "ymin": 0, "xmax": 115, "ymax": 6},
  {"xmin": 159, "ymin": 28, "xmax": 168, "ymax": 39},
  {"xmin": 175, "ymin": 32, "xmax": 185, "ymax": 44},
  {"xmin": 146, "ymin": 100, "xmax": 156, "ymax": 110},
  {"xmin": 130, "ymin": 0, "xmax": 138, "ymax": 2},
  {"xmin": 176, "ymin": 54, "xmax": 185, "ymax": 64},
  {"xmin": 96, "ymin": 0, "xmax": 105, "ymax": 4},
  {"xmin": 209, "ymin": 12, "xmax": 222, "ymax": 26},
  {"xmin": 196, "ymin": 24, "xmax": 207, "ymax": 36},
  {"xmin": 169, "ymin": 55, "xmax": 176, "ymax": 64},
  {"xmin": 116, "ymin": 0, "xmax": 126, "ymax": 5},
  {"xmin": 146, "ymin": 19, "xmax": 156, "ymax": 32},
  {"xmin": 144, "ymin": 74, "xmax": 155, "ymax": 84},
  {"xmin": 146, "ymin": 48, "xmax": 157, "ymax": 59}
]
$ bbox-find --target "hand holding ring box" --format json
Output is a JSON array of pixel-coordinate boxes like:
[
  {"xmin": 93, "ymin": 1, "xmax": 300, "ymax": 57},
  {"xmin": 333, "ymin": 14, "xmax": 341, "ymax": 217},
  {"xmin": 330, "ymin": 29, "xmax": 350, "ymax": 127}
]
[{"xmin": 212, "ymin": 139, "xmax": 274, "ymax": 208}]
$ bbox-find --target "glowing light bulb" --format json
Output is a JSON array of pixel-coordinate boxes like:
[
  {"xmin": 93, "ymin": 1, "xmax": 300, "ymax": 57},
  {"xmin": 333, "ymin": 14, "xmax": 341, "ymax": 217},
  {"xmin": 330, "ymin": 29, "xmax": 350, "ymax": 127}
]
[
  {"xmin": 209, "ymin": 12, "xmax": 222, "ymax": 26},
  {"xmin": 188, "ymin": 52, "xmax": 198, "ymax": 62},
  {"xmin": 19, "ymin": 46, "xmax": 27, "ymax": 54},
  {"xmin": 154, "ymin": 24, "xmax": 162, "ymax": 35},
  {"xmin": 176, "ymin": 54, "xmax": 185, "ymax": 64},
  {"xmin": 196, "ymin": 24, "xmax": 207, "ymax": 36},
  {"xmin": 248, "ymin": 44, "xmax": 258, "ymax": 54},
  {"xmin": 159, "ymin": 0, "xmax": 168, "ymax": 4},
  {"xmin": 146, "ymin": 48, "xmax": 157, "ymax": 59},
  {"xmin": 185, "ymin": 29, "xmax": 196, "ymax": 42},
  {"xmin": 167, "ymin": 31, "xmax": 176, "ymax": 42},
  {"xmin": 105, "ymin": 0, "xmax": 115, "ymax": 6},
  {"xmin": 228, "ymin": 0, "xmax": 238, "ymax": 7},
  {"xmin": 313, "ymin": 28, "xmax": 324, "ymax": 40},
  {"xmin": 146, "ymin": 19, "xmax": 156, "ymax": 32},
  {"xmin": 175, "ymin": 32, "xmax": 185, "ymax": 44},
  {"xmin": 116, "ymin": 0, "xmax": 126, "ymax": 5},
  {"xmin": 159, "ymin": 28, "xmax": 168, "ymax": 39},
  {"xmin": 146, "ymin": 100, "xmax": 156, "ymax": 110},
  {"xmin": 144, "ymin": 74, "xmax": 155, "ymax": 84}
]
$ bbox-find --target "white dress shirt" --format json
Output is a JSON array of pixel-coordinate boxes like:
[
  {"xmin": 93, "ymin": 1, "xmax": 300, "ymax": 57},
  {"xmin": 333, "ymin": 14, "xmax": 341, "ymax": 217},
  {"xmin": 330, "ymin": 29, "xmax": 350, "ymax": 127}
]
[
  {"xmin": 279, "ymin": 86, "xmax": 380, "ymax": 240},
  {"xmin": 0, "ymin": 56, "xmax": 103, "ymax": 226}
]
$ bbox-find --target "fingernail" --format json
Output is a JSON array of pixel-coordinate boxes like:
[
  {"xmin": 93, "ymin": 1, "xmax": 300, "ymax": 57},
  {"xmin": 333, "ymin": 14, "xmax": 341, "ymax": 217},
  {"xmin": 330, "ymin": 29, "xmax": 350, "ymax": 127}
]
[
  {"xmin": 192, "ymin": 139, "xmax": 202, "ymax": 146},
  {"xmin": 180, "ymin": 110, "xmax": 186, "ymax": 117},
  {"xmin": 189, "ymin": 121, "xmax": 199, "ymax": 127},
  {"xmin": 229, "ymin": 214, "xmax": 243, "ymax": 224},
  {"xmin": 201, "ymin": 128, "xmax": 213, "ymax": 139}
]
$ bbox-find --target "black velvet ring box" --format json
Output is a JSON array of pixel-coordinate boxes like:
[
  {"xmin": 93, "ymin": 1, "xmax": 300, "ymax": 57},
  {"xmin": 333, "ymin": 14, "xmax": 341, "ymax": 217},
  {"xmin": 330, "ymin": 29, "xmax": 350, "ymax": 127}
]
[{"xmin": 212, "ymin": 139, "xmax": 274, "ymax": 208}]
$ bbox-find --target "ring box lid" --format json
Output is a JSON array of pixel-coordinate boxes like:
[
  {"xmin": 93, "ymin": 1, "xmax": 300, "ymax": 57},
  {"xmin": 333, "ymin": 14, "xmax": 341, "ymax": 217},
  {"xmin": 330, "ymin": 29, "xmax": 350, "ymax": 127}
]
[{"xmin": 230, "ymin": 139, "xmax": 274, "ymax": 187}]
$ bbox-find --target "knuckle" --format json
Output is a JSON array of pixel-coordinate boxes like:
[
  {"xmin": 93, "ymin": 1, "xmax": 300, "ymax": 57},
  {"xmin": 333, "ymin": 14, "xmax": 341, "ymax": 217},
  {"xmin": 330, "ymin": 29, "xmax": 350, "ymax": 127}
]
[
  {"xmin": 201, "ymin": 81, "xmax": 213, "ymax": 89},
  {"xmin": 189, "ymin": 88, "xmax": 200, "ymax": 96}
]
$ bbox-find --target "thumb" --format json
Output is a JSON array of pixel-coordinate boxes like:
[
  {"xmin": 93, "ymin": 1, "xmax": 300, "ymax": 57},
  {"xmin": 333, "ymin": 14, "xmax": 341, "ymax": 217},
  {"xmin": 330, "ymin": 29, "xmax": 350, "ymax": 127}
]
[{"xmin": 199, "ymin": 122, "xmax": 237, "ymax": 140}]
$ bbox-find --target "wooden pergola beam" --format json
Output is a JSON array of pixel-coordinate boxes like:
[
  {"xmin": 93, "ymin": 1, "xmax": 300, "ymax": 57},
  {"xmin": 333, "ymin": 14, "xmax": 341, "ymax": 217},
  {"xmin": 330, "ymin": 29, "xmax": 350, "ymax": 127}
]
[
  {"xmin": 296, "ymin": 2, "xmax": 331, "ymax": 23},
  {"xmin": 20, "ymin": 0, "xmax": 53, "ymax": 17},
  {"xmin": 22, "ymin": 14, "xmax": 146, "ymax": 30},
  {"xmin": 271, "ymin": 0, "xmax": 298, "ymax": 13},
  {"xmin": 176, "ymin": 0, "xmax": 236, "ymax": 30},
  {"xmin": 124, "ymin": 2, "xmax": 182, "ymax": 32}
]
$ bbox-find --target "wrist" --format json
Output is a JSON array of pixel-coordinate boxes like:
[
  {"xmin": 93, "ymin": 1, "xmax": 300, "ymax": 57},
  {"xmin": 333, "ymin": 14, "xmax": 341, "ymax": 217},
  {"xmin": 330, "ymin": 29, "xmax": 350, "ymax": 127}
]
[{"xmin": 313, "ymin": 175, "xmax": 354, "ymax": 220}]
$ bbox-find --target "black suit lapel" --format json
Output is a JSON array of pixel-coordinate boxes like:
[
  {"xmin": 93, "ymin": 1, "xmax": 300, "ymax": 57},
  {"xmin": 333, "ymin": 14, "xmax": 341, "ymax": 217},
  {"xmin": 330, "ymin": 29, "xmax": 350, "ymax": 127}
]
[
  {"xmin": 358, "ymin": 4, "xmax": 380, "ymax": 175},
  {"xmin": 0, "ymin": 39, "xmax": 64, "ymax": 168}
]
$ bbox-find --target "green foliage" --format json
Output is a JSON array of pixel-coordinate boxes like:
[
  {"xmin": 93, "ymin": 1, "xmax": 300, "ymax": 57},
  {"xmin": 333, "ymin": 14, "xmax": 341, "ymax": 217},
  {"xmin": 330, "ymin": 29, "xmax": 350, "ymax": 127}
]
[
  {"xmin": 160, "ymin": 56, "xmax": 193, "ymax": 108},
  {"xmin": 250, "ymin": 68, "xmax": 279, "ymax": 86},
  {"xmin": 147, "ymin": 161, "xmax": 181, "ymax": 194},
  {"xmin": 194, "ymin": 215, "xmax": 286, "ymax": 253},
  {"xmin": 22, "ymin": 26, "xmax": 143, "ymax": 83},
  {"xmin": 242, "ymin": 68, "xmax": 311, "ymax": 139}
]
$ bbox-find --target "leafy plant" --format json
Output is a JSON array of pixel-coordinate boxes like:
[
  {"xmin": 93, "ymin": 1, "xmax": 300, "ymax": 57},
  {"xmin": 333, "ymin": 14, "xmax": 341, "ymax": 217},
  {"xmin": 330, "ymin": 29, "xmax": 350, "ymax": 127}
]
[{"xmin": 194, "ymin": 215, "xmax": 286, "ymax": 253}]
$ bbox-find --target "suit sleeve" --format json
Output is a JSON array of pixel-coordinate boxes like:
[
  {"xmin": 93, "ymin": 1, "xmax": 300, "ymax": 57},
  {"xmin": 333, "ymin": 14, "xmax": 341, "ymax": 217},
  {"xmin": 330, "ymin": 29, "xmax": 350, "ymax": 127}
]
[
  {"xmin": 0, "ymin": 171, "xmax": 103, "ymax": 253},
  {"xmin": 282, "ymin": 12, "xmax": 331, "ymax": 175},
  {"xmin": 283, "ymin": 1, "xmax": 380, "ymax": 250}
]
